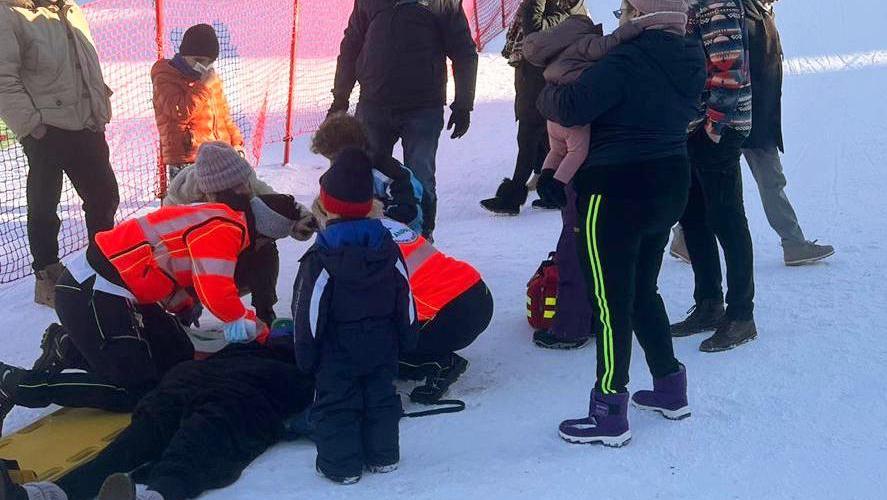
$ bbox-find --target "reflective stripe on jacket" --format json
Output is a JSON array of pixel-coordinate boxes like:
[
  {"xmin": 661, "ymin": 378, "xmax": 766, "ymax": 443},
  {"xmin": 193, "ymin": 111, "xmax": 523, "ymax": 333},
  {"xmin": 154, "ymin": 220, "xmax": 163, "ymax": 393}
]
[
  {"xmin": 94, "ymin": 203, "xmax": 253, "ymax": 324},
  {"xmin": 381, "ymin": 218, "xmax": 481, "ymax": 321}
]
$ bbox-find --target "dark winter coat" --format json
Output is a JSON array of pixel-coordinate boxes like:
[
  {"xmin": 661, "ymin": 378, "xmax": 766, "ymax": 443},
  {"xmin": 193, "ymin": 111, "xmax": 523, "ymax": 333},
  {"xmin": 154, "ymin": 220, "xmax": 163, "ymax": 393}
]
[
  {"xmin": 743, "ymin": 0, "xmax": 784, "ymax": 151},
  {"xmin": 513, "ymin": 0, "xmax": 586, "ymax": 120},
  {"xmin": 537, "ymin": 30, "xmax": 707, "ymax": 166},
  {"xmin": 291, "ymin": 218, "xmax": 417, "ymax": 374},
  {"xmin": 332, "ymin": 0, "xmax": 479, "ymax": 112}
]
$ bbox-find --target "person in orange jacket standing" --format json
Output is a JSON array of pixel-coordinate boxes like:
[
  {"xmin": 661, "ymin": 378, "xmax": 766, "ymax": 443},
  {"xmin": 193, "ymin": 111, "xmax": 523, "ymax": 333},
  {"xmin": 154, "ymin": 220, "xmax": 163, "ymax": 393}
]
[
  {"xmin": 0, "ymin": 193, "xmax": 305, "ymax": 431},
  {"xmin": 151, "ymin": 23, "xmax": 244, "ymax": 181}
]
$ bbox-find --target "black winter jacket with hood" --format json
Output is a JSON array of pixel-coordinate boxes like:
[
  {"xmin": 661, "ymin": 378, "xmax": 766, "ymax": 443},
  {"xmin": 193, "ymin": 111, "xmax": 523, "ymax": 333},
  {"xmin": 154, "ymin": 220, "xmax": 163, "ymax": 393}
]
[
  {"xmin": 537, "ymin": 29, "xmax": 706, "ymax": 166},
  {"xmin": 291, "ymin": 218, "xmax": 417, "ymax": 373},
  {"xmin": 332, "ymin": 0, "xmax": 479, "ymax": 112}
]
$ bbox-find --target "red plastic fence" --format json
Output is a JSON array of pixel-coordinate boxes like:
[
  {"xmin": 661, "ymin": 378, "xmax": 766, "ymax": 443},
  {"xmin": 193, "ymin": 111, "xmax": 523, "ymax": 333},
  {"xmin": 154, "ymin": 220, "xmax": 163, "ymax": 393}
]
[{"xmin": 0, "ymin": 0, "xmax": 520, "ymax": 284}]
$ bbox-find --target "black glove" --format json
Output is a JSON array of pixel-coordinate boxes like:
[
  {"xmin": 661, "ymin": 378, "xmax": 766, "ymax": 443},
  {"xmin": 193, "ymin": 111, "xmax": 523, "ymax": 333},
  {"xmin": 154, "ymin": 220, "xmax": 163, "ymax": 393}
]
[
  {"xmin": 385, "ymin": 204, "xmax": 419, "ymax": 226},
  {"xmin": 447, "ymin": 108, "xmax": 471, "ymax": 139},
  {"xmin": 175, "ymin": 303, "xmax": 203, "ymax": 328},
  {"xmin": 326, "ymin": 97, "xmax": 349, "ymax": 118},
  {"xmin": 536, "ymin": 170, "xmax": 567, "ymax": 209}
]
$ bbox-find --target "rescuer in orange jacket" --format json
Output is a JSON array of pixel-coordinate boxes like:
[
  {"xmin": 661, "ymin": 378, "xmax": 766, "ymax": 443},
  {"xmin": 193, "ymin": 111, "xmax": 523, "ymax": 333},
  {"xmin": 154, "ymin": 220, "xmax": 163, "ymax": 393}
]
[
  {"xmin": 311, "ymin": 196, "xmax": 494, "ymax": 404},
  {"xmin": 0, "ymin": 193, "xmax": 305, "ymax": 421}
]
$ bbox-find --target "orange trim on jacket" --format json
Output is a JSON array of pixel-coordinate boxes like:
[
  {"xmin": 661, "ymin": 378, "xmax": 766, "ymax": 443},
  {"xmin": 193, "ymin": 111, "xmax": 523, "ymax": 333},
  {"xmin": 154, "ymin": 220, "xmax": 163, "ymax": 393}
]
[
  {"xmin": 94, "ymin": 203, "xmax": 255, "ymax": 326},
  {"xmin": 151, "ymin": 59, "xmax": 244, "ymax": 165}
]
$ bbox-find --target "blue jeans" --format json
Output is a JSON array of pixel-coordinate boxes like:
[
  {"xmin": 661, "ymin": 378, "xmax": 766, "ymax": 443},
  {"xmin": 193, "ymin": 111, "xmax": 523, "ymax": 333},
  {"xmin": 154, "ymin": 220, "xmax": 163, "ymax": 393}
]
[{"xmin": 356, "ymin": 102, "xmax": 444, "ymax": 238}]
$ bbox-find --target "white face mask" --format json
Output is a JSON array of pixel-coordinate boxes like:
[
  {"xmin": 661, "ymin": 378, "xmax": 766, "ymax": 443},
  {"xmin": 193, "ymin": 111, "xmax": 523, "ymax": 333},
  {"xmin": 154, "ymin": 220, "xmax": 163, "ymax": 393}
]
[{"xmin": 192, "ymin": 62, "xmax": 213, "ymax": 74}]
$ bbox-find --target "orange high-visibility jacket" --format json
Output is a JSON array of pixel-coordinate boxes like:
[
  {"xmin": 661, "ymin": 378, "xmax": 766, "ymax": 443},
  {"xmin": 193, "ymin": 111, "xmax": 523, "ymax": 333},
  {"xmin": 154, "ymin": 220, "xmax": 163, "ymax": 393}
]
[
  {"xmin": 94, "ymin": 203, "xmax": 258, "ymax": 327},
  {"xmin": 382, "ymin": 219, "xmax": 481, "ymax": 321}
]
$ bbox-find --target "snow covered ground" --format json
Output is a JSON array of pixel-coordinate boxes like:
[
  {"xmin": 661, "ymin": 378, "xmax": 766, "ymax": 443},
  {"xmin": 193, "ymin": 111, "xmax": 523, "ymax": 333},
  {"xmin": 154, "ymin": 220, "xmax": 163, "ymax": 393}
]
[{"xmin": 2, "ymin": 1, "xmax": 886, "ymax": 498}]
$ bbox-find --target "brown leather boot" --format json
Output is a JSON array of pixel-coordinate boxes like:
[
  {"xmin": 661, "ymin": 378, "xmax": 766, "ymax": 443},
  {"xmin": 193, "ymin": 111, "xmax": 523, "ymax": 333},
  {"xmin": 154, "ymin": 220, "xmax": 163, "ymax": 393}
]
[{"xmin": 34, "ymin": 262, "xmax": 66, "ymax": 308}]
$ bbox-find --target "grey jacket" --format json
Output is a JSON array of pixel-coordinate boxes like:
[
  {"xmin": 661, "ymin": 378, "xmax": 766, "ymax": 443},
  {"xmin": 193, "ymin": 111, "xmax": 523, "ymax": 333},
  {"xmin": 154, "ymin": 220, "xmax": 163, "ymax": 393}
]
[{"xmin": 0, "ymin": 0, "xmax": 112, "ymax": 138}]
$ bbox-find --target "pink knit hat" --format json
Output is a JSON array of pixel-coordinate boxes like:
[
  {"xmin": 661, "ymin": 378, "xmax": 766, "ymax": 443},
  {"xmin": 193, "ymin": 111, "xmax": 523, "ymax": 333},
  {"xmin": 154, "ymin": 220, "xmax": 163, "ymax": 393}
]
[{"xmin": 627, "ymin": 0, "xmax": 688, "ymax": 13}]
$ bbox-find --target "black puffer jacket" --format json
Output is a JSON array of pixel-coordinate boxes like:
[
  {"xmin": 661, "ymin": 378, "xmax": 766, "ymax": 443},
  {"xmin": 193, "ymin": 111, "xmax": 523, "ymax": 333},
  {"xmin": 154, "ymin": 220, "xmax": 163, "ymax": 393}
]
[
  {"xmin": 744, "ymin": 0, "xmax": 784, "ymax": 151},
  {"xmin": 332, "ymin": 0, "xmax": 479, "ymax": 112}
]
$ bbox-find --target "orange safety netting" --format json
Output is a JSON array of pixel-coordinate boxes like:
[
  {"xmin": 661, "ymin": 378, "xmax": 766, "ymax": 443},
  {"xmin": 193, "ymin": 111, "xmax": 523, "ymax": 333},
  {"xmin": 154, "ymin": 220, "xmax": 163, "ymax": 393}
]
[{"xmin": 0, "ymin": 0, "xmax": 519, "ymax": 283}]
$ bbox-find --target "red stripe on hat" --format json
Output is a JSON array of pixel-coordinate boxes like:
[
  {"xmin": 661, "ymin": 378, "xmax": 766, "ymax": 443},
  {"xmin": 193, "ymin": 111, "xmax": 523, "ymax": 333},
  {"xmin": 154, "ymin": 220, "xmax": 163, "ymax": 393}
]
[{"xmin": 321, "ymin": 189, "xmax": 372, "ymax": 219}]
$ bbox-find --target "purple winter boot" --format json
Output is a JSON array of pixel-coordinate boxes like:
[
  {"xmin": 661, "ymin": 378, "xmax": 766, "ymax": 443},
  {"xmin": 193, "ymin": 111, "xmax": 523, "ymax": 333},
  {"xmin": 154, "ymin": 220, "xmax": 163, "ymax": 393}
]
[
  {"xmin": 559, "ymin": 390, "xmax": 631, "ymax": 447},
  {"xmin": 631, "ymin": 365, "xmax": 691, "ymax": 420}
]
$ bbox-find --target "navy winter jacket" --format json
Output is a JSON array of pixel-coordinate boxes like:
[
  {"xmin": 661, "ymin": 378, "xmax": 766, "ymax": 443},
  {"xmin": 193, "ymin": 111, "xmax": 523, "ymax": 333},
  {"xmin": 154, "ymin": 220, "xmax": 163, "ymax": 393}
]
[
  {"xmin": 536, "ymin": 29, "xmax": 707, "ymax": 166},
  {"xmin": 291, "ymin": 218, "xmax": 417, "ymax": 373}
]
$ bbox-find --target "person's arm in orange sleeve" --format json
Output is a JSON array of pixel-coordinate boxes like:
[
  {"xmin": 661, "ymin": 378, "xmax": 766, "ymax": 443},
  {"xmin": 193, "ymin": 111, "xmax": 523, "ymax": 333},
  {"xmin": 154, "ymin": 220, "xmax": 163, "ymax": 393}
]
[{"xmin": 183, "ymin": 218, "xmax": 266, "ymax": 341}]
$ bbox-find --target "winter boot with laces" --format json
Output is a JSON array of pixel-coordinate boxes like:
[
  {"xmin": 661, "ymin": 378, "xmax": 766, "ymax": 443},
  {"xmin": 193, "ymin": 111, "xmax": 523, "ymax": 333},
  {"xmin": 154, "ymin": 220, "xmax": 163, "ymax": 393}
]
[
  {"xmin": 480, "ymin": 179, "xmax": 528, "ymax": 216},
  {"xmin": 409, "ymin": 353, "xmax": 469, "ymax": 404},
  {"xmin": 1, "ymin": 363, "xmax": 28, "ymax": 436},
  {"xmin": 783, "ymin": 240, "xmax": 835, "ymax": 266},
  {"xmin": 700, "ymin": 318, "xmax": 758, "ymax": 352},
  {"xmin": 632, "ymin": 365, "xmax": 691, "ymax": 420},
  {"xmin": 533, "ymin": 330, "xmax": 592, "ymax": 350},
  {"xmin": 31, "ymin": 324, "xmax": 84, "ymax": 375},
  {"xmin": 559, "ymin": 390, "xmax": 631, "ymax": 447},
  {"xmin": 34, "ymin": 262, "xmax": 66, "ymax": 308},
  {"xmin": 670, "ymin": 299, "xmax": 725, "ymax": 337}
]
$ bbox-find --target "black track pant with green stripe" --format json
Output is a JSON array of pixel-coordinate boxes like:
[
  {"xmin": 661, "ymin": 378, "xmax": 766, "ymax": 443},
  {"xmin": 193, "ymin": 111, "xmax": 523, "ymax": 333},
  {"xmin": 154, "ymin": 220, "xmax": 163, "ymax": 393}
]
[{"xmin": 574, "ymin": 156, "xmax": 689, "ymax": 395}]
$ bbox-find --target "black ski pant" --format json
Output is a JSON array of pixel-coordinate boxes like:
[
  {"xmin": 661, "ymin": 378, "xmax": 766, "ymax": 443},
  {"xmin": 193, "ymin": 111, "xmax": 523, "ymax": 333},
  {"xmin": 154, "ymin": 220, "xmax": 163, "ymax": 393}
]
[
  {"xmin": 234, "ymin": 240, "xmax": 280, "ymax": 325},
  {"xmin": 511, "ymin": 63, "xmax": 549, "ymax": 186},
  {"xmin": 313, "ymin": 327, "xmax": 401, "ymax": 478},
  {"xmin": 574, "ymin": 156, "xmax": 689, "ymax": 395},
  {"xmin": 680, "ymin": 128, "xmax": 755, "ymax": 320},
  {"xmin": 356, "ymin": 101, "xmax": 444, "ymax": 239},
  {"xmin": 400, "ymin": 280, "xmax": 493, "ymax": 366},
  {"xmin": 55, "ymin": 344, "xmax": 314, "ymax": 500},
  {"xmin": 21, "ymin": 127, "xmax": 119, "ymax": 271},
  {"xmin": 12, "ymin": 271, "xmax": 193, "ymax": 412}
]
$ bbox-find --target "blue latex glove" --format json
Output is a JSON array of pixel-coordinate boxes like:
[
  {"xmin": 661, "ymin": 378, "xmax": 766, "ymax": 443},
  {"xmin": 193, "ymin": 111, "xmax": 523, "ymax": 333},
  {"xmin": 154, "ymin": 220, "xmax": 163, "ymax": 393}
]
[{"xmin": 222, "ymin": 318, "xmax": 253, "ymax": 343}]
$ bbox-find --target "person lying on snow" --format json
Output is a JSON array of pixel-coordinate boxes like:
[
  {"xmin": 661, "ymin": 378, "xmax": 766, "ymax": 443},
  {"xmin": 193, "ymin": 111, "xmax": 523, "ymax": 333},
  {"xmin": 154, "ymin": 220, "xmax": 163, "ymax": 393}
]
[
  {"xmin": 310, "ymin": 192, "xmax": 494, "ymax": 405},
  {"xmin": 0, "ymin": 192, "xmax": 306, "ymax": 434},
  {"xmin": 151, "ymin": 23, "xmax": 243, "ymax": 181},
  {"xmin": 311, "ymin": 113, "xmax": 425, "ymax": 235},
  {"xmin": 1, "ymin": 338, "xmax": 315, "ymax": 500},
  {"xmin": 291, "ymin": 147, "xmax": 417, "ymax": 484},
  {"xmin": 163, "ymin": 141, "xmax": 318, "ymax": 325}
]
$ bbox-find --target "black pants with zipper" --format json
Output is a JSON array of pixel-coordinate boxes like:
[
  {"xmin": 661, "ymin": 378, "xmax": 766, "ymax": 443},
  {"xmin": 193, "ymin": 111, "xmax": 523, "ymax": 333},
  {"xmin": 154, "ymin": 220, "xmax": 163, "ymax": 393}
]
[
  {"xmin": 11, "ymin": 270, "xmax": 193, "ymax": 412},
  {"xmin": 21, "ymin": 127, "xmax": 119, "ymax": 271},
  {"xmin": 574, "ymin": 156, "xmax": 688, "ymax": 395}
]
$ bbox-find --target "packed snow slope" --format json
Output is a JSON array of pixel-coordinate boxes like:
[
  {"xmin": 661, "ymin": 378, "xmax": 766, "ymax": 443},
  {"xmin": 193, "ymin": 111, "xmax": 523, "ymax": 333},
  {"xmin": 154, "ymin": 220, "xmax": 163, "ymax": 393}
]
[{"xmin": 2, "ymin": 1, "xmax": 885, "ymax": 498}]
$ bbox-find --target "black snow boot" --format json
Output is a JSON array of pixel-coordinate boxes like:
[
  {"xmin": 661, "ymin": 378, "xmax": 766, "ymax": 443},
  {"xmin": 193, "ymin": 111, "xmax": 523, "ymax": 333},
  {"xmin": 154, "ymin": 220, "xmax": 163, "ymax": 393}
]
[
  {"xmin": 670, "ymin": 299, "xmax": 726, "ymax": 337},
  {"xmin": 31, "ymin": 324, "xmax": 84, "ymax": 375},
  {"xmin": 531, "ymin": 197, "xmax": 560, "ymax": 210},
  {"xmin": 533, "ymin": 330, "xmax": 592, "ymax": 350},
  {"xmin": 409, "ymin": 354, "xmax": 469, "ymax": 404},
  {"xmin": 0, "ymin": 363, "xmax": 27, "ymax": 436},
  {"xmin": 480, "ymin": 179, "xmax": 528, "ymax": 216},
  {"xmin": 699, "ymin": 319, "xmax": 758, "ymax": 352}
]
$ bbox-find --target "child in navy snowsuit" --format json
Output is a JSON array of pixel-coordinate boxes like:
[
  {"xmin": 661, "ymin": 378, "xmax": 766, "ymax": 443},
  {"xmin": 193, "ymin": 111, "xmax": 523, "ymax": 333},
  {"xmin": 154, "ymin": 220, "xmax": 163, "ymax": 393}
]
[{"xmin": 292, "ymin": 147, "xmax": 417, "ymax": 484}]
